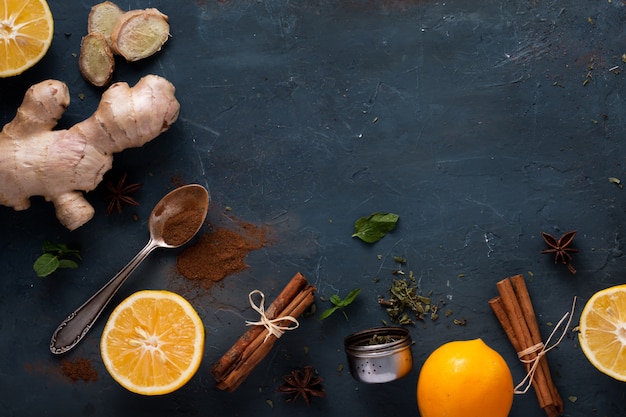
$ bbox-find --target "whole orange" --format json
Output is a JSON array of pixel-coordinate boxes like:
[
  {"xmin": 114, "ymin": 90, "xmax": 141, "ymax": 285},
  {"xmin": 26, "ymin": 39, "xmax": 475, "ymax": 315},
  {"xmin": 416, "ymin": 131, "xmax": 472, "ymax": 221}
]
[{"xmin": 416, "ymin": 338, "xmax": 514, "ymax": 417}]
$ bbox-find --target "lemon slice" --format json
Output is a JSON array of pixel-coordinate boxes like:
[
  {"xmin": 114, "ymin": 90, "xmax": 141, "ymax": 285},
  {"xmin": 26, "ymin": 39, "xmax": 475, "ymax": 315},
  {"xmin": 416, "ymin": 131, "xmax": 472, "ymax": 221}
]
[
  {"xmin": 101, "ymin": 290, "xmax": 205, "ymax": 395},
  {"xmin": 579, "ymin": 284, "xmax": 626, "ymax": 381},
  {"xmin": 0, "ymin": 0, "xmax": 54, "ymax": 77}
]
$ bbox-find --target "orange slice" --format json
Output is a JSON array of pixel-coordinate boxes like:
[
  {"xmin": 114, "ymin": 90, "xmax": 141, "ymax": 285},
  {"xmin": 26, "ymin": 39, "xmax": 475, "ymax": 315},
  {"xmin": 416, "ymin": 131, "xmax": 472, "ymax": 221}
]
[
  {"xmin": 579, "ymin": 284, "xmax": 626, "ymax": 381},
  {"xmin": 101, "ymin": 290, "xmax": 205, "ymax": 395},
  {"xmin": 0, "ymin": 0, "xmax": 54, "ymax": 77}
]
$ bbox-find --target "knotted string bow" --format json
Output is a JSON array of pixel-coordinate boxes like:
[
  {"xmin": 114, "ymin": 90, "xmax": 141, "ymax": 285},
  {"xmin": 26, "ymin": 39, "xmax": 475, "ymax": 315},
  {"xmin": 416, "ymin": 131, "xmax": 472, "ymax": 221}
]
[
  {"xmin": 514, "ymin": 296, "xmax": 577, "ymax": 394},
  {"xmin": 245, "ymin": 290, "xmax": 299, "ymax": 343}
]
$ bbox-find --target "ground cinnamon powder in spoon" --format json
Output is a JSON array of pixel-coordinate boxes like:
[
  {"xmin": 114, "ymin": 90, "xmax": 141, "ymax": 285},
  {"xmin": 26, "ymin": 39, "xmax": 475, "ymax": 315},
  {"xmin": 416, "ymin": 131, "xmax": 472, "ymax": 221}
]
[
  {"xmin": 162, "ymin": 207, "xmax": 206, "ymax": 246},
  {"xmin": 175, "ymin": 217, "xmax": 269, "ymax": 288}
]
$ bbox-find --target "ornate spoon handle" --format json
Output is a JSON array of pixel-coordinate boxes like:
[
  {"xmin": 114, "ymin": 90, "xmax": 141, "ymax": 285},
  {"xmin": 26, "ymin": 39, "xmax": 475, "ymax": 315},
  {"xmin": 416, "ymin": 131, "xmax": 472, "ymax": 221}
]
[{"xmin": 49, "ymin": 239, "xmax": 160, "ymax": 354}]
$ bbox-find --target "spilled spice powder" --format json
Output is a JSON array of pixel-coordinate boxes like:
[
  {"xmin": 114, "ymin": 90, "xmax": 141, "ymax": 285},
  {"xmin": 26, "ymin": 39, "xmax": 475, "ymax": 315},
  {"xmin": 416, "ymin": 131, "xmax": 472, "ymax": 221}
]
[
  {"xmin": 176, "ymin": 218, "xmax": 268, "ymax": 287},
  {"xmin": 61, "ymin": 358, "xmax": 98, "ymax": 383}
]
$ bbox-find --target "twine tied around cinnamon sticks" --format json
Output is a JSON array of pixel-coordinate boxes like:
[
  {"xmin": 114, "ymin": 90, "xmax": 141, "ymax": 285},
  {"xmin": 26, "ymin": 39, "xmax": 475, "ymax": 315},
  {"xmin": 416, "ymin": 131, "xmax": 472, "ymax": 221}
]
[
  {"xmin": 211, "ymin": 272, "xmax": 316, "ymax": 392},
  {"xmin": 489, "ymin": 274, "xmax": 566, "ymax": 417},
  {"xmin": 514, "ymin": 296, "xmax": 576, "ymax": 395},
  {"xmin": 245, "ymin": 289, "xmax": 299, "ymax": 342}
]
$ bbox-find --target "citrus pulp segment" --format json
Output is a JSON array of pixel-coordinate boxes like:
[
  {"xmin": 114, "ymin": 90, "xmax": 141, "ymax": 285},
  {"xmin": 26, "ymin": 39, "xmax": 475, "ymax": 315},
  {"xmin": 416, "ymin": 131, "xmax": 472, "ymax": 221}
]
[
  {"xmin": 579, "ymin": 284, "xmax": 626, "ymax": 381},
  {"xmin": 100, "ymin": 290, "xmax": 205, "ymax": 395},
  {"xmin": 0, "ymin": 0, "xmax": 54, "ymax": 77}
]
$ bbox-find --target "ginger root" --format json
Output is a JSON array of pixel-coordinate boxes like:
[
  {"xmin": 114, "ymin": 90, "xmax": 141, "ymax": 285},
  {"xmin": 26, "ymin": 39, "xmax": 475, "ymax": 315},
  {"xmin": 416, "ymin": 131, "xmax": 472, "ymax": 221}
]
[{"xmin": 0, "ymin": 74, "xmax": 180, "ymax": 230}]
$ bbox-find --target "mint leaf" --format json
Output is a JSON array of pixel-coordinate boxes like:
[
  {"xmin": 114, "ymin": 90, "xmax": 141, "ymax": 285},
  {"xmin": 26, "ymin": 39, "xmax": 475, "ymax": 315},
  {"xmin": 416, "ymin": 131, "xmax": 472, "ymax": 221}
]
[
  {"xmin": 57, "ymin": 259, "xmax": 79, "ymax": 270},
  {"xmin": 352, "ymin": 212, "xmax": 399, "ymax": 243},
  {"xmin": 34, "ymin": 253, "xmax": 60, "ymax": 277},
  {"xmin": 55, "ymin": 243, "xmax": 81, "ymax": 259},
  {"xmin": 319, "ymin": 288, "xmax": 361, "ymax": 320},
  {"xmin": 342, "ymin": 288, "xmax": 362, "ymax": 305},
  {"xmin": 318, "ymin": 306, "xmax": 339, "ymax": 320},
  {"xmin": 34, "ymin": 241, "xmax": 81, "ymax": 277},
  {"xmin": 329, "ymin": 294, "xmax": 342, "ymax": 306},
  {"xmin": 42, "ymin": 240, "xmax": 59, "ymax": 253}
]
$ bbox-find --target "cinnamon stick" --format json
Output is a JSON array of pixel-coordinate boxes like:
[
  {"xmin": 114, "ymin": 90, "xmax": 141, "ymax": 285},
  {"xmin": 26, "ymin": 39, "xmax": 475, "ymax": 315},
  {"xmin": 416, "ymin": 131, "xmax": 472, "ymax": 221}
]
[
  {"xmin": 510, "ymin": 275, "xmax": 563, "ymax": 414},
  {"xmin": 488, "ymin": 297, "xmax": 522, "ymax": 355},
  {"xmin": 211, "ymin": 272, "xmax": 308, "ymax": 381},
  {"xmin": 220, "ymin": 287, "xmax": 313, "ymax": 380},
  {"xmin": 216, "ymin": 285, "xmax": 316, "ymax": 392},
  {"xmin": 496, "ymin": 278, "xmax": 552, "ymax": 407},
  {"xmin": 211, "ymin": 272, "xmax": 316, "ymax": 392},
  {"xmin": 490, "ymin": 275, "xmax": 562, "ymax": 417}
]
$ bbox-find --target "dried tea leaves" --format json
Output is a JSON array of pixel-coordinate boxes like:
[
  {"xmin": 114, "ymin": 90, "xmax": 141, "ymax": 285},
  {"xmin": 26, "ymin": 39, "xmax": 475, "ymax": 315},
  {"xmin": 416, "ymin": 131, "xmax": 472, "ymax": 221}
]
[{"xmin": 379, "ymin": 278, "xmax": 440, "ymax": 324}]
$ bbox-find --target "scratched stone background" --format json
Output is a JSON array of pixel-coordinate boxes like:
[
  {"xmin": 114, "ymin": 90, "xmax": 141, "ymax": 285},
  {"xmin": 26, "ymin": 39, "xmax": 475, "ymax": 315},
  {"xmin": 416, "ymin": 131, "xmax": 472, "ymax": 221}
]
[{"xmin": 1, "ymin": 1, "xmax": 626, "ymax": 416}]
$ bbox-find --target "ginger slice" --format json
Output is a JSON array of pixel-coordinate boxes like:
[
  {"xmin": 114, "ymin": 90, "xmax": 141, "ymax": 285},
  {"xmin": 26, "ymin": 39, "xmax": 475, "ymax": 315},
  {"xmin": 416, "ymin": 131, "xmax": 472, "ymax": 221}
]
[
  {"xmin": 79, "ymin": 32, "xmax": 115, "ymax": 87},
  {"xmin": 111, "ymin": 8, "xmax": 170, "ymax": 62},
  {"xmin": 87, "ymin": 1, "xmax": 124, "ymax": 48}
]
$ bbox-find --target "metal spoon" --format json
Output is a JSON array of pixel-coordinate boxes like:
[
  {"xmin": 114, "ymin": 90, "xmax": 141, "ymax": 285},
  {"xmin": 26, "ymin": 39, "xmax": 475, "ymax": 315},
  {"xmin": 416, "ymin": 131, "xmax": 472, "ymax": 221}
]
[{"xmin": 50, "ymin": 184, "xmax": 209, "ymax": 354}]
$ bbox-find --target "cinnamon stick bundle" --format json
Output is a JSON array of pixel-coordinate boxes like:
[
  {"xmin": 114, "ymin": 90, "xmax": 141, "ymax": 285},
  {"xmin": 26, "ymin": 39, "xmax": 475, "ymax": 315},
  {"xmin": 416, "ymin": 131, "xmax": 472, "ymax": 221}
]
[
  {"xmin": 489, "ymin": 274, "xmax": 563, "ymax": 417},
  {"xmin": 211, "ymin": 272, "xmax": 316, "ymax": 392}
]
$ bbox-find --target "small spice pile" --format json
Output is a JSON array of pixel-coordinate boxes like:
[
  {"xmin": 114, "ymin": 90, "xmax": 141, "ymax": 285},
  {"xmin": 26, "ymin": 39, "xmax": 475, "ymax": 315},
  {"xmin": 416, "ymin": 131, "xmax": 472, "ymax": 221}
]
[
  {"xmin": 176, "ymin": 217, "xmax": 268, "ymax": 287},
  {"xmin": 61, "ymin": 357, "xmax": 98, "ymax": 383}
]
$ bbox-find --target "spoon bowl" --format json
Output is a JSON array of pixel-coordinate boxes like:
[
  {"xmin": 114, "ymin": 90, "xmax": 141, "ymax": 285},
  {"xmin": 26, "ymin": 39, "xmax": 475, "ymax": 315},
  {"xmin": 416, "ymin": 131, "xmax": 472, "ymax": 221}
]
[
  {"xmin": 50, "ymin": 184, "xmax": 209, "ymax": 354},
  {"xmin": 151, "ymin": 184, "xmax": 209, "ymax": 247}
]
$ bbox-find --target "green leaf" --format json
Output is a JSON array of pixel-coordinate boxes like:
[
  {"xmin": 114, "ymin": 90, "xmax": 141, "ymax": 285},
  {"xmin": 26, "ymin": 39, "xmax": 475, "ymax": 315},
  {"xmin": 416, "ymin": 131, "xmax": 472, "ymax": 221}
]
[
  {"xmin": 42, "ymin": 240, "xmax": 59, "ymax": 253},
  {"xmin": 66, "ymin": 250, "xmax": 82, "ymax": 260},
  {"xmin": 55, "ymin": 243, "xmax": 81, "ymax": 259},
  {"xmin": 343, "ymin": 288, "xmax": 362, "ymax": 305},
  {"xmin": 318, "ymin": 306, "xmax": 339, "ymax": 320},
  {"xmin": 329, "ymin": 294, "xmax": 342, "ymax": 306},
  {"xmin": 56, "ymin": 243, "xmax": 71, "ymax": 251},
  {"xmin": 319, "ymin": 288, "xmax": 362, "ymax": 320},
  {"xmin": 34, "ymin": 253, "xmax": 60, "ymax": 277},
  {"xmin": 34, "ymin": 240, "xmax": 82, "ymax": 277},
  {"xmin": 352, "ymin": 212, "xmax": 399, "ymax": 243},
  {"xmin": 57, "ymin": 259, "xmax": 79, "ymax": 270}
]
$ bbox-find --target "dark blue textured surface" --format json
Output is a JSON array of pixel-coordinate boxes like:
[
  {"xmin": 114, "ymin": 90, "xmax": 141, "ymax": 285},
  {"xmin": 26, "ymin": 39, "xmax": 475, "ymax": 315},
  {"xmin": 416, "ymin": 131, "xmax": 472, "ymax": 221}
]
[{"xmin": 1, "ymin": 1, "xmax": 626, "ymax": 416}]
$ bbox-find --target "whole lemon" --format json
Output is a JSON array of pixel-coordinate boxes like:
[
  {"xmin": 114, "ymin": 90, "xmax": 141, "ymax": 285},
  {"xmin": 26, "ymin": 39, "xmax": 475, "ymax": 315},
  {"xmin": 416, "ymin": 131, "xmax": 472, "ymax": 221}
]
[{"xmin": 417, "ymin": 338, "xmax": 514, "ymax": 417}]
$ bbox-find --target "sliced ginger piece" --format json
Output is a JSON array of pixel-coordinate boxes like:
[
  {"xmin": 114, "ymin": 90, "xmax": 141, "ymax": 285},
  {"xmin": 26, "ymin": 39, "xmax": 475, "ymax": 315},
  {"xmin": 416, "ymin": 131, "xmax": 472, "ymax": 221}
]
[
  {"xmin": 87, "ymin": 1, "xmax": 125, "ymax": 48},
  {"xmin": 111, "ymin": 8, "xmax": 170, "ymax": 62},
  {"xmin": 79, "ymin": 32, "xmax": 115, "ymax": 87}
]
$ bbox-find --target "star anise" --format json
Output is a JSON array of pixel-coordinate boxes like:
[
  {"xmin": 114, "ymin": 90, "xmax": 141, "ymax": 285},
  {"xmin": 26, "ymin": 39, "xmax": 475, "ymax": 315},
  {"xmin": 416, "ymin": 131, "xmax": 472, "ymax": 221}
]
[
  {"xmin": 277, "ymin": 366, "xmax": 325, "ymax": 405},
  {"xmin": 104, "ymin": 172, "xmax": 142, "ymax": 215},
  {"xmin": 541, "ymin": 230, "xmax": 579, "ymax": 274}
]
